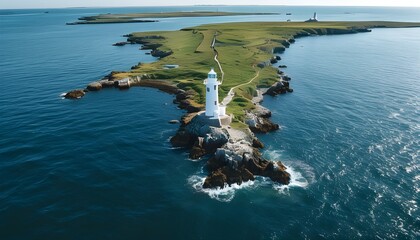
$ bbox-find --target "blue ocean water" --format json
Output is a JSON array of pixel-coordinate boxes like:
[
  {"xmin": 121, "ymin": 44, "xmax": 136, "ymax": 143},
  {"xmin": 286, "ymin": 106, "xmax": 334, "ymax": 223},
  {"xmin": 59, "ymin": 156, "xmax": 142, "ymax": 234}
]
[{"xmin": 0, "ymin": 6, "xmax": 419, "ymax": 239}]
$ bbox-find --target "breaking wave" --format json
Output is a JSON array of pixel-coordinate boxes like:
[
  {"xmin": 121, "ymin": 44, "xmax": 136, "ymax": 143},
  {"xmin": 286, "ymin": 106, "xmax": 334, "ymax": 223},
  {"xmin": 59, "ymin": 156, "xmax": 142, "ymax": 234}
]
[{"xmin": 188, "ymin": 151, "xmax": 315, "ymax": 202}]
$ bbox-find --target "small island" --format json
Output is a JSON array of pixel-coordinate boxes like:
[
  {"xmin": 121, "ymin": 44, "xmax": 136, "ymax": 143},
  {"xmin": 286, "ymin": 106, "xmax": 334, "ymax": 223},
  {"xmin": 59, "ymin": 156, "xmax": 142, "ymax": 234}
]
[
  {"xmin": 67, "ymin": 11, "xmax": 279, "ymax": 24},
  {"xmin": 65, "ymin": 17, "xmax": 420, "ymax": 189}
]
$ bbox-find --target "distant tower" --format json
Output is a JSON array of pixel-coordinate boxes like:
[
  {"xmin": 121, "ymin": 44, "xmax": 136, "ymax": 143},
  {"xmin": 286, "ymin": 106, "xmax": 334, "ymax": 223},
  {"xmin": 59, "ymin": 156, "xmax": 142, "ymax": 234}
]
[
  {"xmin": 204, "ymin": 68, "xmax": 221, "ymax": 118},
  {"xmin": 313, "ymin": 12, "xmax": 317, "ymax": 20}
]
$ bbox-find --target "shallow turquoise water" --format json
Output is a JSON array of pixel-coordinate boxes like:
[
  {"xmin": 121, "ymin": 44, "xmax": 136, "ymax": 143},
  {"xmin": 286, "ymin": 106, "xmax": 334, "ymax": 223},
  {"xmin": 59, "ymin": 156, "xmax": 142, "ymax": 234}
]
[{"xmin": 0, "ymin": 6, "xmax": 419, "ymax": 240}]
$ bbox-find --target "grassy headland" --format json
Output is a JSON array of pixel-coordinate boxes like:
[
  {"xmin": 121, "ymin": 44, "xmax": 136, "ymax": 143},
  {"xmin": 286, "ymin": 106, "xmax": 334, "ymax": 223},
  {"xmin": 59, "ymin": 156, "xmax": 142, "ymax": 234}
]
[
  {"xmin": 110, "ymin": 21, "xmax": 420, "ymax": 128},
  {"xmin": 68, "ymin": 11, "xmax": 279, "ymax": 24}
]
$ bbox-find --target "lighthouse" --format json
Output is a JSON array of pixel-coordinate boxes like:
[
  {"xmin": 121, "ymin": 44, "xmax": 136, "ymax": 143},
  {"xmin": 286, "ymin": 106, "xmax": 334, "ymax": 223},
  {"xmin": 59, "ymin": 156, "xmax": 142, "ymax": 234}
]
[{"xmin": 204, "ymin": 68, "xmax": 226, "ymax": 118}]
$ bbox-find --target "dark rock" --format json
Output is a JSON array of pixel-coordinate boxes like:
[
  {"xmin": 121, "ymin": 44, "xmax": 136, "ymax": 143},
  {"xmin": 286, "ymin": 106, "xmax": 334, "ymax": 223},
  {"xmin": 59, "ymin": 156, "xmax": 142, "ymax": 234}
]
[
  {"xmin": 170, "ymin": 130, "xmax": 195, "ymax": 148},
  {"xmin": 273, "ymin": 46, "xmax": 286, "ymax": 53},
  {"xmin": 262, "ymin": 162, "xmax": 291, "ymax": 185},
  {"xmin": 275, "ymin": 55, "xmax": 281, "ymax": 60},
  {"xmin": 203, "ymin": 169, "xmax": 226, "ymax": 189},
  {"xmin": 278, "ymin": 65, "xmax": 287, "ymax": 68},
  {"xmin": 283, "ymin": 75, "xmax": 291, "ymax": 81},
  {"xmin": 131, "ymin": 62, "xmax": 142, "ymax": 70},
  {"xmin": 270, "ymin": 57, "xmax": 278, "ymax": 64},
  {"xmin": 189, "ymin": 146, "xmax": 207, "ymax": 159},
  {"xmin": 249, "ymin": 118, "xmax": 279, "ymax": 134},
  {"xmin": 252, "ymin": 138, "xmax": 264, "ymax": 149},
  {"xmin": 206, "ymin": 156, "xmax": 225, "ymax": 172},
  {"xmin": 87, "ymin": 82, "xmax": 102, "ymax": 91},
  {"xmin": 151, "ymin": 49, "xmax": 173, "ymax": 58},
  {"xmin": 64, "ymin": 89, "xmax": 85, "ymax": 99},
  {"xmin": 113, "ymin": 42, "xmax": 128, "ymax": 46}
]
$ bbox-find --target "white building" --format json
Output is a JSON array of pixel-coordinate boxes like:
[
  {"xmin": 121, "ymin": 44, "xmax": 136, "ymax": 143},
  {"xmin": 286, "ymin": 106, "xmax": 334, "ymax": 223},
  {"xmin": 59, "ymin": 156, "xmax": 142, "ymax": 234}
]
[{"xmin": 204, "ymin": 68, "xmax": 226, "ymax": 119}]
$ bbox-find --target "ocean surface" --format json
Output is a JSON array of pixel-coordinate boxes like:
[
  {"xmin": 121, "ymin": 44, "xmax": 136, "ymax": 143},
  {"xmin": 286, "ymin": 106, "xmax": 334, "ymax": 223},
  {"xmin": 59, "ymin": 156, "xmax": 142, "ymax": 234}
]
[{"xmin": 0, "ymin": 6, "xmax": 419, "ymax": 239}]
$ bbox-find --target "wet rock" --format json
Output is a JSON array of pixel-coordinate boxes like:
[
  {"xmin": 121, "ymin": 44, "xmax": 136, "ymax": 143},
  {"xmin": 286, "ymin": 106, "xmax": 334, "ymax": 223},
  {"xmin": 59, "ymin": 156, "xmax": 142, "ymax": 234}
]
[
  {"xmin": 249, "ymin": 118, "xmax": 279, "ymax": 134},
  {"xmin": 64, "ymin": 89, "xmax": 85, "ymax": 99},
  {"xmin": 278, "ymin": 65, "xmax": 287, "ymax": 68},
  {"xmin": 203, "ymin": 169, "xmax": 226, "ymax": 189},
  {"xmin": 99, "ymin": 79, "xmax": 115, "ymax": 88},
  {"xmin": 112, "ymin": 41, "xmax": 129, "ymax": 46},
  {"xmin": 87, "ymin": 82, "xmax": 102, "ymax": 91},
  {"xmin": 283, "ymin": 75, "xmax": 291, "ymax": 81},
  {"xmin": 264, "ymin": 80, "xmax": 292, "ymax": 96},
  {"xmin": 262, "ymin": 162, "xmax": 291, "ymax": 185},
  {"xmin": 252, "ymin": 138, "xmax": 264, "ymax": 149},
  {"xmin": 270, "ymin": 57, "xmax": 278, "ymax": 64},
  {"xmin": 170, "ymin": 130, "xmax": 195, "ymax": 148},
  {"xmin": 273, "ymin": 46, "xmax": 286, "ymax": 53},
  {"xmin": 189, "ymin": 146, "xmax": 206, "ymax": 159},
  {"xmin": 276, "ymin": 55, "xmax": 281, "ymax": 61}
]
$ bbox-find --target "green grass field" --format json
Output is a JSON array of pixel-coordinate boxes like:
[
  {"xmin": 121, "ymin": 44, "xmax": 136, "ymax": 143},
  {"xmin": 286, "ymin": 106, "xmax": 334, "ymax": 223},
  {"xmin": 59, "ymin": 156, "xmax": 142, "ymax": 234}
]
[{"xmin": 112, "ymin": 21, "xmax": 420, "ymax": 126}]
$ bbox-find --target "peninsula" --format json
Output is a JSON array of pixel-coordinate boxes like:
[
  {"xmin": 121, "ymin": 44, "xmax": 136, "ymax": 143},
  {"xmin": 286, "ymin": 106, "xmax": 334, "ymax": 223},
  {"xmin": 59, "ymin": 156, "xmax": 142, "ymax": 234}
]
[
  {"xmin": 67, "ymin": 11, "xmax": 279, "ymax": 24},
  {"xmin": 65, "ymin": 19, "xmax": 420, "ymax": 189}
]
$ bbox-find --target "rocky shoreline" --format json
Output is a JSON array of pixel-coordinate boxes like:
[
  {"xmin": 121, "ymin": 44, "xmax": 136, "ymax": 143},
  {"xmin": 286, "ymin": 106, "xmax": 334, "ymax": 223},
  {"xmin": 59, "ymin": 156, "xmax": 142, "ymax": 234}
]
[{"xmin": 63, "ymin": 25, "xmax": 383, "ymax": 189}]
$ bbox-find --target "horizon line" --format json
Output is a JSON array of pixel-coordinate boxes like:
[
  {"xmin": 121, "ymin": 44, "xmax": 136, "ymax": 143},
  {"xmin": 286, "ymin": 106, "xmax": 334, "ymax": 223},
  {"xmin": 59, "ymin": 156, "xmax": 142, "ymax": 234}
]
[{"xmin": 1, "ymin": 4, "xmax": 420, "ymax": 10}]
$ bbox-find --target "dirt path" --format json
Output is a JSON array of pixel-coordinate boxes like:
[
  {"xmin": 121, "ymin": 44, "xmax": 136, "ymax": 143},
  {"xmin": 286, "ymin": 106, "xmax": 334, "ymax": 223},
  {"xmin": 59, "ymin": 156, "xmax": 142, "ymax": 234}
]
[
  {"xmin": 221, "ymin": 68, "xmax": 260, "ymax": 106},
  {"xmin": 211, "ymin": 33, "xmax": 259, "ymax": 106}
]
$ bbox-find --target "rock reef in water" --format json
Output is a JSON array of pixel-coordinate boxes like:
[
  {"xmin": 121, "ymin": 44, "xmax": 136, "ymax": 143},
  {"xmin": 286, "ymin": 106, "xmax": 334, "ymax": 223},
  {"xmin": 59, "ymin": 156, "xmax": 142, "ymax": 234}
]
[{"xmin": 64, "ymin": 89, "xmax": 86, "ymax": 99}]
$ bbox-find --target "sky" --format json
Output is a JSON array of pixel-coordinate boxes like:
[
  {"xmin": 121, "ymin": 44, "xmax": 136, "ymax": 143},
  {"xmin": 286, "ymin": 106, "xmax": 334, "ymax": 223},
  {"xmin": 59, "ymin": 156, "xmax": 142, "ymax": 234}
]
[{"xmin": 1, "ymin": 0, "xmax": 420, "ymax": 9}]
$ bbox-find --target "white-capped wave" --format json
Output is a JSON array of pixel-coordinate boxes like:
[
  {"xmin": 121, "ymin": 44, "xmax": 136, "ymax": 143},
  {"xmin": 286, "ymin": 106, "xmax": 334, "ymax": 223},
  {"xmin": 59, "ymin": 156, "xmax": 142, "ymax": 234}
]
[
  {"xmin": 273, "ymin": 165, "xmax": 309, "ymax": 194},
  {"xmin": 388, "ymin": 112, "xmax": 400, "ymax": 119},
  {"xmin": 187, "ymin": 153, "xmax": 315, "ymax": 202},
  {"xmin": 187, "ymin": 175, "xmax": 256, "ymax": 202}
]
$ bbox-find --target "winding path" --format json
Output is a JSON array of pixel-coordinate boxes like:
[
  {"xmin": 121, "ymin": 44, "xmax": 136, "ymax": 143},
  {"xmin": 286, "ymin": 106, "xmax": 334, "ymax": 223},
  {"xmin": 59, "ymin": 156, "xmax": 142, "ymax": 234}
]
[
  {"xmin": 211, "ymin": 34, "xmax": 224, "ymax": 82},
  {"xmin": 221, "ymin": 68, "xmax": 260, "ymax": 106},
  {"xmin": 211, "ymin": 33, "xmax": 260, "ymax": 106}
]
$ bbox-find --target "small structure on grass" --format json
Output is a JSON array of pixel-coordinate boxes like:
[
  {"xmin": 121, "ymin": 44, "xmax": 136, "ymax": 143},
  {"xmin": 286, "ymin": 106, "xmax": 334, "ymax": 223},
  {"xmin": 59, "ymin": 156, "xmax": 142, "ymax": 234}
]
[{"xmin": 305, "ymin": 12, "xmax": 318, "ymax": 22}]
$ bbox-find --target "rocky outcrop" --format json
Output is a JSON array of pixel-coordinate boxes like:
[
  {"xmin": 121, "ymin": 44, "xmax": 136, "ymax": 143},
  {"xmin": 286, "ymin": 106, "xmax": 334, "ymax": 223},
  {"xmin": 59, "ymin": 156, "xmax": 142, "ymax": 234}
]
[
  {"xmin": 98, "ymin": 79, "xmax": 115, "ymax": 88},
  {"xmin": 245, "ymin": 113, "xmax": 280, "ymax": 133},
  {"xmin": 244, "ymin": 105, "xmax": 280, "ymax": 134},
  {"xmin": 151, "ymin": 49, "xmax": 173, "ymax": 58},
  {"xmin": 203, "ymin": 142, "xmax": 290, "ymax": 188},
  {"xmin": 273, "ymin": 46, "xmax": 286, "ymax": 53},
  {"xmin": 87, "ymin": 82, "xmax": 102, "ymax": 91},
  {"xmin": 170, "ymin": 113, "xmax": 229, "ymax": 159},
  {"xmin": 270, "ymin": 57, "xmax": 278, "ymax": 64},
  {"xmin": 64, "ymin": 89, "xmax": 85, "ymax": 99},
  {"xmin": 113, "ymin": 41, "xmax": 131, "ymax": 46},
  {"xmin": 264, "ymin": 80, "xmax": 293, "ymax": 96}
]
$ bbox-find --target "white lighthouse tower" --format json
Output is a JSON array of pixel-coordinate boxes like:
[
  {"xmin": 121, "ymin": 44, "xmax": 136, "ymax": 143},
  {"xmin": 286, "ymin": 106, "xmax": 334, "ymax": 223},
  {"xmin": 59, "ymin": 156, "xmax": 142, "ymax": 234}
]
[{"xmin": 204, "ymin": 68, "xmax": 225, "ymax": 119}]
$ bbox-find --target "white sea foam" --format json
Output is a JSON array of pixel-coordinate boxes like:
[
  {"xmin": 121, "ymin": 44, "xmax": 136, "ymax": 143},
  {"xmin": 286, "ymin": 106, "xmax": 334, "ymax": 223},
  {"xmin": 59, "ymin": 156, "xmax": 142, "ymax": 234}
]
[
  {"xmin": 388, "ymin": 112, "xmax": 401, "ymax": 119},
  {"xmin": 188, "ymin": 150, "xmax": 315, "ymax": 202},
  {"xmin": 187, "ymin": 175, "xmax": 255, "ymax": 202},
  {"xmin": 272, "ymin": 165, "xmax": 309, "ymax": 194}
]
